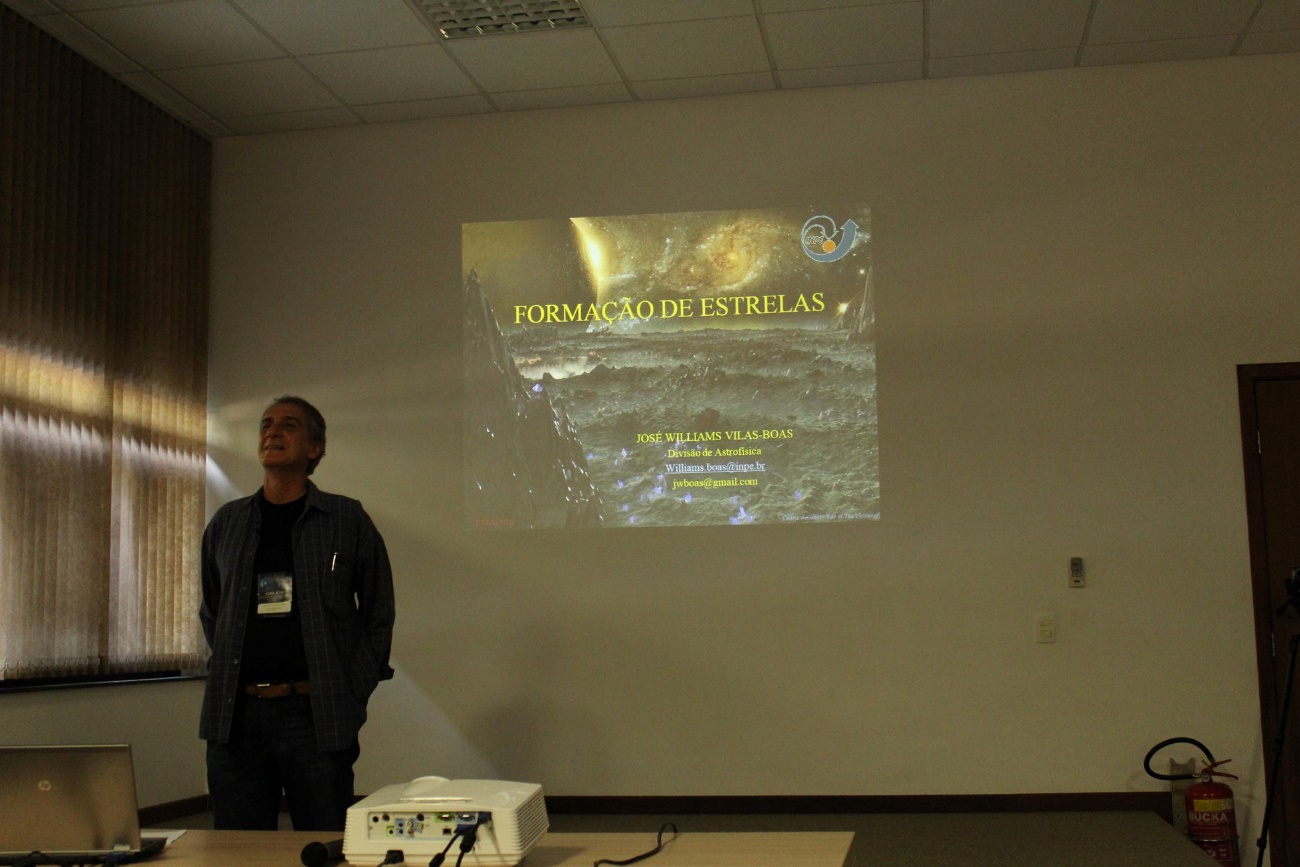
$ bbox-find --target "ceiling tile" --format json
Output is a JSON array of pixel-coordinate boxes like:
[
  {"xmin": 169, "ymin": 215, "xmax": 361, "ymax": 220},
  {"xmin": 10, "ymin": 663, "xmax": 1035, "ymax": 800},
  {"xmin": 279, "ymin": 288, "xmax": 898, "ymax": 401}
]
[
  {"xmin": 24, "ymin": 11, "xmax": 141, "ymax": 72},
  {"xmin": 632, "ymin": 71, "xmax": 774, "ymax": 100},
  {"xmin": 1081, "ymin": 35, "xmax": 1237, "ymax": 66},
  {"xmin": 74, "ymin": 0, "xmax": 282, "ymax": 68},
  {"xmin": 929, "ymin": 0, "xmax": 1092, "ymax": 58},
  {"xmin": 779, "ymin": 60, "xmax": 921, "ymax": 88},
  {"xmin": 4, "ymin": 0, "xmax": 59, "ymax": 14},
  {"xmin": 185, "ymin": 116, "xmax": 234, "ymax": 138},
  {"xmin": 52, "ymin": 0, "xmax": 173, "ymax": 8},
  {"xmin": 766, "ymin": 3, "xmax": 922, "ymax": 70},
  {"xmin": 582, "ymin": 0, "xmax": 753, "ymax": 27},
  {"xmin": 929, "ymin": 47, "xmax": 1077, "ymax": 78},
  {"xmin": 600, "ymin": 16, "xmax": 768, "ymax": 80},
  {"xmin": 221, "ymin": 106, "xmax": 360, "ymax": 135},
  {"xmin": 232, "ymin": 0, "xmax": 434, "ymax": 54},
  {"xmin": 490, "ymin": 82, "xmax": 631, "ymax": 112},
  {"xmin": 299, "ymin": 45, "xmax": 477, "ymax": 104},
  {"xmin": 1253, "ymin": 0, "xmax": 1300, "ymax": 32},
  {"xmin": 155, "ymin": 57, "xmax": 342, "ymax": 117},
  {"xmin": 759, "ymin": 0, "xmax": 904, "ymax": 11},
  {"xmin": 446, "ymin": 28, "xmax": 620, "ymax": 92},
  {"xmin": 1240, "ymin": 29, "xmax": 1300, "ymax": 53},
  {"xmin": 1089, "ymin": 0, "xmax": 1257, "ymax": 44},
  {"xmin": 353, "ymin": 94, "xmax": 494, "ymax": 123},
  {"xmin": 118, "ymin": 69, "xmax": 211, "ymax": 121}
]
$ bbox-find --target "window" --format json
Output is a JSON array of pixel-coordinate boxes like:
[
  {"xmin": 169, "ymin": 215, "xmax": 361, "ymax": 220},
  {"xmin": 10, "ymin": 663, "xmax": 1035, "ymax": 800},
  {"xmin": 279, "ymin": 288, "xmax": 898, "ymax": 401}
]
[{"xmin": 0, "ymin": 7, "xmax": 210, "ymax": 685}]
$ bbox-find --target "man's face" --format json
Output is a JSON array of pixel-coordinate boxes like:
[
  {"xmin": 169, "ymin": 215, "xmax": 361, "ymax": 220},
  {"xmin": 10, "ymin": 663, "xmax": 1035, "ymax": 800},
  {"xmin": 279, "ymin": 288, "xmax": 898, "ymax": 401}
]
[{"xmin": 259, "ymin": 403, "xmax": 322, "ymax": 474}]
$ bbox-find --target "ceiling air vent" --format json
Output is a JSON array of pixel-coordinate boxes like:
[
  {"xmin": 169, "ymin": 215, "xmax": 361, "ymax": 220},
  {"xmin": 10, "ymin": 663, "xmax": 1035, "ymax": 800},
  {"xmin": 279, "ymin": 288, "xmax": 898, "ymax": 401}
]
[{"xmin": 418, "ymin": 1, "xmax": 590, "ymax": 39}]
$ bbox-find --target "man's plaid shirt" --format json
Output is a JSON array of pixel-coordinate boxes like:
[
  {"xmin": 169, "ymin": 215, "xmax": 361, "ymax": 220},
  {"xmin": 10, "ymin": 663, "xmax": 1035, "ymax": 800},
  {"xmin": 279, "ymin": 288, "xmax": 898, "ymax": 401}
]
[{"xmin": 199, "ymin": 481, "xmax": 395, "ymax": 751}]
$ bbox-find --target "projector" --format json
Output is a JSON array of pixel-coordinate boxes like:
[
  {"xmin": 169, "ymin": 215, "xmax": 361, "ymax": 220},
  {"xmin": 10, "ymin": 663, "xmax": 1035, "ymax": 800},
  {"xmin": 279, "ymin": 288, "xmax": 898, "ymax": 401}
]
[{"xmin": 343, "ymin": 776, "xmax": 548, "ymax": 867}]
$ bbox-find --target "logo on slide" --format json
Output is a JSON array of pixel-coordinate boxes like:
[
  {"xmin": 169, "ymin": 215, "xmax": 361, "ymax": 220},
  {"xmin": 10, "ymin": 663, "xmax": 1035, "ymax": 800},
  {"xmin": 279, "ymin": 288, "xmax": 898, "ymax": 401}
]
[{"xmin": 801, "ymin": 215, "xmax": 858, "ymax": 263}]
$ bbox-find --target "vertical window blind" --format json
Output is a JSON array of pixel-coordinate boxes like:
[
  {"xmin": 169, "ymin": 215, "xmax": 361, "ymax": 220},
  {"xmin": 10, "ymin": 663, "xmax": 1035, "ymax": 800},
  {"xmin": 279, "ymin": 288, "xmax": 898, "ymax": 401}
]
[{"xmin": 0, "ymin": 7, "xmax": 210, "ymax": 683}]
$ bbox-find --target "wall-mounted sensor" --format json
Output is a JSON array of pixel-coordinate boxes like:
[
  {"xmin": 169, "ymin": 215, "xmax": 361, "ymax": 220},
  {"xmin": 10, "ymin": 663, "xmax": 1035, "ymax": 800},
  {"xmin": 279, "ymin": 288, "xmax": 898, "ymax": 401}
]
[{"xmin": 1069, "ymin": 557, "xmax": 1085, "ymax": 588}]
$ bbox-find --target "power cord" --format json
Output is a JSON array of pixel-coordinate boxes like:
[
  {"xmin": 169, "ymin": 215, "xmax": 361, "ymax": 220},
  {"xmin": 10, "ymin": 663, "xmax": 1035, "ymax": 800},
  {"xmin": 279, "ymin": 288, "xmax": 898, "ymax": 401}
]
[
  {"xmin": 593, "ymin": 822, "xmax": 679, "ymax": 867},
  {"xmin": 428, "ymin": 812, "xmax": 490, "ymax": 867},
  {"xmin": 428, "ymin": 833, "xmax": 460, "ymax": 867},
  {"xmin": 453, "ymin": 829, "xmax": 477, "ymax": 867},
  {"xmin": 452, "ymin": 813, "xmax": 490, "ymax": 867}
]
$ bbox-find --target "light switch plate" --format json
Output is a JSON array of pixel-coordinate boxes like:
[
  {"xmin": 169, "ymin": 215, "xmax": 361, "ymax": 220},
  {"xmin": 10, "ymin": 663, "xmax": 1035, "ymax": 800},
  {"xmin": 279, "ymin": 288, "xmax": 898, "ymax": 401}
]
[{"xmin": 1035, "ymin": 612, "xmax": 1057, "ymax": 643}]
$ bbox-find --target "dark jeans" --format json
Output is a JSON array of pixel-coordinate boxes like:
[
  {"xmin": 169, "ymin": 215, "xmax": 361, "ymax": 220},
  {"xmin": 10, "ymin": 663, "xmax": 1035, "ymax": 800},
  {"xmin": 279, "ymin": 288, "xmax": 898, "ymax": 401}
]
[{"xmin": 206, "ymin": 693, "xmax": 359, "ymax": 831}]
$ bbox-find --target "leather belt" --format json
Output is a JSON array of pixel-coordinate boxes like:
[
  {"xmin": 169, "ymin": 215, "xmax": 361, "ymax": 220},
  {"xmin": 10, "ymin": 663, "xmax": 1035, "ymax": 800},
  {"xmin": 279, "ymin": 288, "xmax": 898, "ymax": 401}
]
[{"xmin": 241, "ymin": 679, "xmax": 311, "ymax": 699}]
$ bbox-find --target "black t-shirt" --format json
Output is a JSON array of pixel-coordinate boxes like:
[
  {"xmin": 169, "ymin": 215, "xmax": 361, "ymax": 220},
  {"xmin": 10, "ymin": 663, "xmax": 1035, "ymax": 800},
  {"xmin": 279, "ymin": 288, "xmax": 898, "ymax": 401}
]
[{"xmin": 239, "ymin": 495, "xmax": 310, "ymax": 683}]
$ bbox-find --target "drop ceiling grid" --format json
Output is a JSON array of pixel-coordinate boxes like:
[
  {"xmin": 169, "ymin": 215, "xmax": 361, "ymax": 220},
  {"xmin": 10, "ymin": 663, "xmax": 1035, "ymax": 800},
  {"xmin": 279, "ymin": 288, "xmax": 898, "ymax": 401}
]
[{"xmin": 1, "ymin": 0, "xmax": 1296, "ymax": 138}]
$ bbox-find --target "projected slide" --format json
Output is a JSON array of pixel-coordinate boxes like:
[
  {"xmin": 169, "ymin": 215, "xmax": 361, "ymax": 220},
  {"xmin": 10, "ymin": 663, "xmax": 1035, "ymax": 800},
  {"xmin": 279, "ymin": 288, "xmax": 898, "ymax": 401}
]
[{"xmin": 463, "ymin": 206, "xmax": 878, "ymax": 529}]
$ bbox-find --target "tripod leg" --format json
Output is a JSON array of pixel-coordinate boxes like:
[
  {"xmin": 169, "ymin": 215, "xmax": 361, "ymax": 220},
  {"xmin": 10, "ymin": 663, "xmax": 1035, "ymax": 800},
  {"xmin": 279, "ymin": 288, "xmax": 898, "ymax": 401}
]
[{"xmin": 1257, "ymin": 633, "xmax": 1300, "ymax": 867}]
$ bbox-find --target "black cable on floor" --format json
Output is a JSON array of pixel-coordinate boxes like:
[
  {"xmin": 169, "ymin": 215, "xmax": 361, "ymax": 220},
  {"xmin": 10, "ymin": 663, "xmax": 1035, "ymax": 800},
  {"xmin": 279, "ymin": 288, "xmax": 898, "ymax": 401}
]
[{"xmin": 593, "ymin": 822, "xmax": 679, "ymax": 867}]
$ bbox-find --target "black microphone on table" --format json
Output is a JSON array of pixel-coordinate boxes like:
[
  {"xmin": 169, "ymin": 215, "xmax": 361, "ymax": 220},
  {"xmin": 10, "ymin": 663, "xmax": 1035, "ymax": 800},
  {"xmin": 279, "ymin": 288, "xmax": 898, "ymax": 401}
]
[{"xmin": 300, "ymin": 838, "xmax": 344, "ymax": 867}]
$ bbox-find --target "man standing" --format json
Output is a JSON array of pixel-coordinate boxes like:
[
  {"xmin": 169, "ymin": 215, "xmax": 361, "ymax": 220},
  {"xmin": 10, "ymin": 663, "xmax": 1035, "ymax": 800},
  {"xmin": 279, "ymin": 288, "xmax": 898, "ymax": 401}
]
[{"xmin": 199, "ymin": 396, "xmax": 395, "ymax": 831}]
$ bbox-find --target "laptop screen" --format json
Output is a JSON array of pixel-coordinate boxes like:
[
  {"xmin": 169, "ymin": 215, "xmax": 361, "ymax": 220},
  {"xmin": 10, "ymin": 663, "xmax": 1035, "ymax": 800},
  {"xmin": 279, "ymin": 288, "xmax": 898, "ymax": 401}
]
[{"xmin": 0, "ymin": 744, "xmax": 143, "ymax": 858}]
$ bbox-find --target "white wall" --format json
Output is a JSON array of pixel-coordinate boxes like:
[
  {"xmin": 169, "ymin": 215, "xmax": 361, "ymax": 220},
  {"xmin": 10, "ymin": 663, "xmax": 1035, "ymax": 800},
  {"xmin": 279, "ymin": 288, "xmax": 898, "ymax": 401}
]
[
  {"xmin": 0, "ymin": 681, "xmax": 207, "ymax": 807},
  {"xmin": 204, "ymin": 54, "xmax": 1300, "ymax": 827},
  {"xmin": 11, "ymin": 52, "xmax": 1293, "ymax": 823}
]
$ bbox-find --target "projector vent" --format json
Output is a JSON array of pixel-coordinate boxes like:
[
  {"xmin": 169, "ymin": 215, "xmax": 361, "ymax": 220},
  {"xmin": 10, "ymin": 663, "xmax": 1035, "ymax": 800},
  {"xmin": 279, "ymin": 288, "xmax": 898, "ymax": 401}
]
[
  {"xmin": 510, "ymin": 789, "xmax": 549, "ymax": 849},
  {"xmin": 418, "ymin": 1, "xmax": 590, "ymax": 39}
]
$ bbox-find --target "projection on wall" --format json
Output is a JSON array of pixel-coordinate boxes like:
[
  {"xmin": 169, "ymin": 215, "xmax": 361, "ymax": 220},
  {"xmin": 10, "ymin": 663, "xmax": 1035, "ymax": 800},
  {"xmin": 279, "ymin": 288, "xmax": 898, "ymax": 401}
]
[{"xmin": 464, "ymin": 205, "xmax": 878, "ymax": 529}]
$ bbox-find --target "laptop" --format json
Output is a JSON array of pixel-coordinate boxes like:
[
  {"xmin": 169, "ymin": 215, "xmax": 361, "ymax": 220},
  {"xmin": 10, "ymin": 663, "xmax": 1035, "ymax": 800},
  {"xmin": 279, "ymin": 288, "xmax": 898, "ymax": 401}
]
[{"xmin": 0, "ymin": 745, "xmax": 166, "ymax": 865}]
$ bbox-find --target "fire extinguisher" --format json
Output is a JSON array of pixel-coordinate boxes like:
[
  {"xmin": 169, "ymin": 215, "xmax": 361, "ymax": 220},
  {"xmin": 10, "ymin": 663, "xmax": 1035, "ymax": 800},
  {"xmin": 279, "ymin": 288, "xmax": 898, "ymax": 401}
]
[{"xmin": 1145, "ymin": 737, "xmax": 1240, "ymax": 867}]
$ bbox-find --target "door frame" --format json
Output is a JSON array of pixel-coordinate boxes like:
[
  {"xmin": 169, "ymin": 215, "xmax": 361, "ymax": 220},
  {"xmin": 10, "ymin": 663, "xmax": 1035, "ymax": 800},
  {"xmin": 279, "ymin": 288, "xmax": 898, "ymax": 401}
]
[{"xmin": 1238, "ymin": 361, "xmax": 1300, "ymax": 866}]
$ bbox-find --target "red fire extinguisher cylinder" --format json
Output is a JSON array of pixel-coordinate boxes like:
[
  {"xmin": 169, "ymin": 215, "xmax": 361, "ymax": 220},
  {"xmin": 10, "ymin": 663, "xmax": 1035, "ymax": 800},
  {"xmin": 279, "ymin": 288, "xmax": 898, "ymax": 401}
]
[{"xmin": 1186, "ymin": 774, "xmax": 1240, "ymax": 867}]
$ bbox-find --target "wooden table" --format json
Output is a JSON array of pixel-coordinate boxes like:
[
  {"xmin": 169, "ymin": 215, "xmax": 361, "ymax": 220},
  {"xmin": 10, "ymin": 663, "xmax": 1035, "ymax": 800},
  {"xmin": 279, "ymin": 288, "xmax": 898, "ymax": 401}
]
[{"xmin": 155, "ymin": 829, "xmax": 855, "ymax": 867}]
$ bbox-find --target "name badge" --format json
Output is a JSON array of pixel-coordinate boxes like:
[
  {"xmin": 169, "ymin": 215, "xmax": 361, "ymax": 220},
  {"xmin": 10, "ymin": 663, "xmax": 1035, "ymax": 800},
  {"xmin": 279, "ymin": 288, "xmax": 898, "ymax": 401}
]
[{"xmin": 256, "ymin": 571, "xmax": 293, "ymax": 616}]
